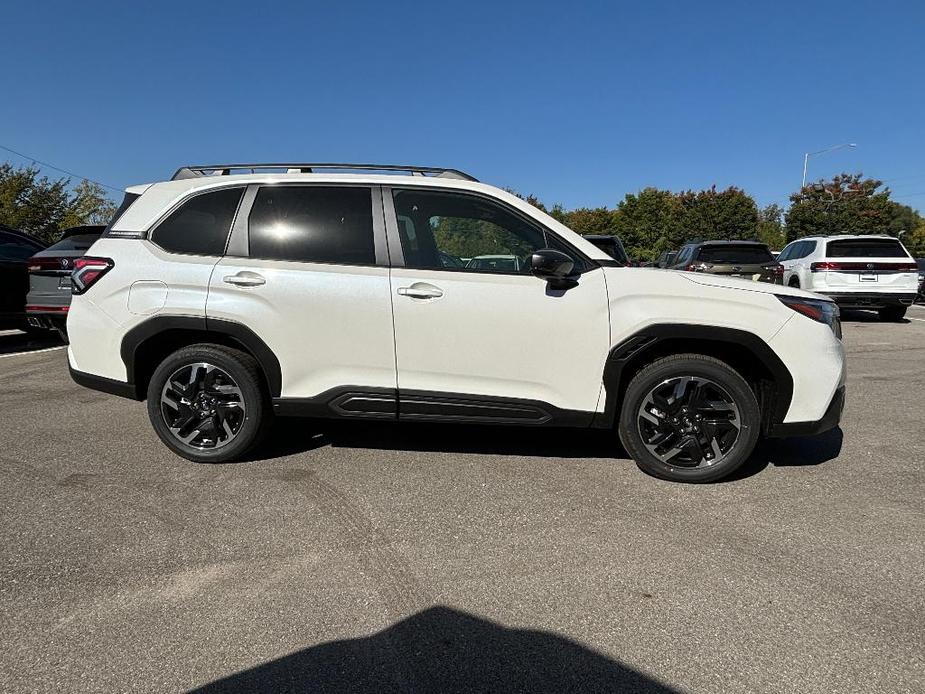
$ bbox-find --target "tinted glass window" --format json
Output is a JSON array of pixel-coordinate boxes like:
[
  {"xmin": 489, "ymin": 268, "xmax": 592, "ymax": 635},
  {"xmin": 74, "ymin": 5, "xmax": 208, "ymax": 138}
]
[
  {"xmin": 826, "ymin": 238, "xmax": 909, "ymax": 258},
  {"xmin": 45, "ymin": 233, "xmax": 102, "ymax": 252},
  {"xmin": 674, "ymin": 246, "xmax": 693, "ymax": 266},
  {"xmin": 248, "ymin": 186, "xmax": 375, "ymax": 264},
  {"xmin": 697, "ymin": 245, "xmax": 774, "ymax": 264},
  {"xmin": 0, "ymin": 232, "xmax": 43, "ymax": 261},
  {"xmin": 152, "ymin": 188, "xmax": 243, "ymax": 256},
  {"xmin": 777, "ymin": 244, "xmax": 795, "ymax": 261},
  {"xmin": 392, "ymin": 189, "xmax": 578, "ymax": 273}
]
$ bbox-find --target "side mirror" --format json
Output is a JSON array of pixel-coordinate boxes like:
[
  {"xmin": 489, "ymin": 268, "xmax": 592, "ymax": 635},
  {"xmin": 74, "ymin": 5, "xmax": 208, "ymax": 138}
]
[{"xmin": 530, "ymin": 249, "xmax": 578, "ymax": 288}]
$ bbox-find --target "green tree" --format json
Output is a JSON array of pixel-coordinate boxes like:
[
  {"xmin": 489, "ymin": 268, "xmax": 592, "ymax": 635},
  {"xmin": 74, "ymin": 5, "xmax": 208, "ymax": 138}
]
[
  {"xmin": 0, "ymin": 162, "xmax": 117, "ymax": 243},
  {"xmin": 783, "ymin": 173, "xmax": 917, "ymax": 242},
  {"xmin": 756, "ymin": 203, "xmax": 786, "ymax": 249},
  {"xmin": 612, "ymin": 187, "xmax": 685, "ymax": 260},
  {"xmin": 61, "ymin": 180, "xmax": 118, "ymax": 229},
  {"xmin": 678, "ymin": 186, "xmax": 760, "ymax": 242},
  {"xmin": 558, "ymin": 207, "xmax": 617, "ymax": 235}
]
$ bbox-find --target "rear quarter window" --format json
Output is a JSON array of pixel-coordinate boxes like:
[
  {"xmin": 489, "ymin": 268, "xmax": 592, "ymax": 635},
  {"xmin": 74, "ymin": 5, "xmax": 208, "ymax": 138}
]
[
  {"xmin": 151, "ymin": 188, "xmax": 244, "ymax": 256},
  {"xmin": 826, "ymin": 239, "xmax": 909, "ymax": 258}
]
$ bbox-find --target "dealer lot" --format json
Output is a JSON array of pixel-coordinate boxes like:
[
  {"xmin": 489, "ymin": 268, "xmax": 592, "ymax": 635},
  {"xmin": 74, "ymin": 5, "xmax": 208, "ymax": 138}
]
[{"xmin": 0, "ymin": 309, "xmax": 923, "ymax": 693}]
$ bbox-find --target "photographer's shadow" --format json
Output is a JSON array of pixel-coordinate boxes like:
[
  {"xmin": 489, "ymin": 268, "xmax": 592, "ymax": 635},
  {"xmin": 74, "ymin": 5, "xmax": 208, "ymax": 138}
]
[{"xmin": 192, "ymin": 606, "xmax": 677, "ymax": 693}]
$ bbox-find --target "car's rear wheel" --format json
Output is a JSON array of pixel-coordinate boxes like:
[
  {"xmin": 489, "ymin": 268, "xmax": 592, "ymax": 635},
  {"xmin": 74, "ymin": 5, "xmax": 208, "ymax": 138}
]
[
  {"xmin": 618, "ymin": 354, "xmax": 760, "ymax": 483},
  {"xmin": 878, "ymin": 306, "xmax": 906, "ymax": 321},
  {"xmin": 146, "ymin": 344, "xmax": 270, "ymax": 463},
  {"xmin": 788, "ymin": 277, "xmax": 800, "ymax": 288}
]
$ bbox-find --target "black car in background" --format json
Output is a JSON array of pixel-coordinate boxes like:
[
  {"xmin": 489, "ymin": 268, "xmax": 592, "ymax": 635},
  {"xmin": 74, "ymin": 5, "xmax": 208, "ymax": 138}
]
[
  {"xmin": 670, "ymin": 240, "xmax": 784, "ymax": 284},
  {"xmin": 0, "ymin": 225, "xmax": 47, "ymax": 332},
  {"xmin": 583, "ymin": 234, "xmax": 631, "ymax": 265},
  {"xmin": 655, "ymin": 250, "xmax": 678, "ymax": 268},
  {"xmin": 26, "ymin": 225, "xmax": 104, "ymax": 339}
]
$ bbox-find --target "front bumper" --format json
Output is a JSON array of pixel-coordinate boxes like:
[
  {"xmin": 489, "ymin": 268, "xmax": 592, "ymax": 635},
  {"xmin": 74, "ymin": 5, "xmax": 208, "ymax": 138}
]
[
  {"xmin": 768, "ymin": 385, "xmax": 845, "ymax": 438},
  {"xmin": 821, "ymin": 292, "xmax": 917, "ymax": 308}
]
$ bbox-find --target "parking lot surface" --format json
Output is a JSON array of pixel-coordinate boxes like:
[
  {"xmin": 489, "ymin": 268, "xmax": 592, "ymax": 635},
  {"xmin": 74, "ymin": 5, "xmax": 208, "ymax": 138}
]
[{"xmin": 1, "ymin": 309, "xmax": 923, "ymax": 693}]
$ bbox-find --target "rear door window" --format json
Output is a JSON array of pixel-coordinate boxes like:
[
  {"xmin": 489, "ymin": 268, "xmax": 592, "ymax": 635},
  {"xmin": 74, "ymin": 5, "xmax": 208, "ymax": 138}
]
[
  {"xmin": 826, "ymin": 239, "xmax": 909, "ymax": 258},
  {"xmin": 152, "ymin": 187, "xmax": 244, "ymax": 256},
  {"xmin": 697, "ymin": 245, "xmax": 774, "ymax": 264},
  {"xmin": 248, "ymin": 186, "xmax": 375, "ymax": 265}
]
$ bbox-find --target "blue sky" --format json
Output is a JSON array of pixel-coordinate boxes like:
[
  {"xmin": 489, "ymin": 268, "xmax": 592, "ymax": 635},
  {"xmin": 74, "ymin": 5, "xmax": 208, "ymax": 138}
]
[{"xmin": 3, "ymin": 0, "xmax": 924, "ymax": 212}]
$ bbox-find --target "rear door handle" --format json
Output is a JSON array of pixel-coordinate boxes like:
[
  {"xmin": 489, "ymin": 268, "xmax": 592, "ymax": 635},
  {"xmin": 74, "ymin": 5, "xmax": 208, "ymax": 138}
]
[
  {"xmin": 397, "ymin": 283, "xmax": 443, "ymax": 299},
  {"xmin": 223, "ymin": 271, "xmax": 266, "ymax": 287}
]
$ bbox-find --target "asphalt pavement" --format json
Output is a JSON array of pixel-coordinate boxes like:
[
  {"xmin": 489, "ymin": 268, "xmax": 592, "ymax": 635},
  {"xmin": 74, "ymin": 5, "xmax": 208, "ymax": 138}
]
[{"xmin": 0, "ymin": 309, "xmax": 923, "ymax": 693}]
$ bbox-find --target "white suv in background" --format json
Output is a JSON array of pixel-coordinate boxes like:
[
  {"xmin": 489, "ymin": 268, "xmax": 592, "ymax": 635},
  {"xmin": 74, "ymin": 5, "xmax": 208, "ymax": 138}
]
[
  {"xmin": 777, "ymin": 234, "xmax": 918, "ymax": 321},
  {"xmin": 67, "ymin": 163, "xmax": 846, "ymax": 483}
]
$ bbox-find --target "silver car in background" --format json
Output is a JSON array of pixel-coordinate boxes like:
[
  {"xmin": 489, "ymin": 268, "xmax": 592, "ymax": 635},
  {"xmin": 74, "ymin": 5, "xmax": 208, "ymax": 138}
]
[{"xmin": 26, "ymin": 226, "xmax": 104, "ymax": 339}]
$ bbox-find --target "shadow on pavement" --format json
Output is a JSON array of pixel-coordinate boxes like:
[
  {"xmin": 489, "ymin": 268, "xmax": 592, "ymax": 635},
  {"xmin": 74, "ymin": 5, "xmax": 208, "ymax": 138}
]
[
  {"xmin": 730, "ymin": 427, "xmax": 844, "ymax": 481},
  {"xmin": 256, "ymin": 418, "xmax": 623, "ymax": 462},
  {"xmin": 0, "ymin": 329, "xmax": 64, "ymax": 356},
  {"xmin": 191, "ymin": 606, "xmax": 677, "ymax": 693},
  {"xmin": 839, "ymin": 309, "xmax": 909, "ymax": 324}
]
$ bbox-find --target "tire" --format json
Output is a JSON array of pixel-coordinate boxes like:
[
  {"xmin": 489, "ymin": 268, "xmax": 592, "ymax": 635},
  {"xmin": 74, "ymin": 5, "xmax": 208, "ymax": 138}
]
[
  {"xmin": 618, "ymin": 354, "xmax": 760, "ymax": 483},
  {"xmin": 146, "ymin": 344, "xmax": 271, "ymax": 463},
  {"xmin": 788, "ymin": 277, "xmax": 800, "ymax": 288},
  {"xmin": 878, "ymin": 306, "xmax": 906, "ymax": 322}
]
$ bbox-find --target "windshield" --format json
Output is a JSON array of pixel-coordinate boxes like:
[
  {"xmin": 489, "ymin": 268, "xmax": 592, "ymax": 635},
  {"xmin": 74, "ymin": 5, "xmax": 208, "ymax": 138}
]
[
  {"xmin": 697, "ymin": 245, "xmax": 773, "ymax": 264},
  {"xmin": 826, "ymin": 239, "xmax": 909, "ymax": 258},
  {"xmin": 44, "ymin": 233, "xmax": 101, "ymax": 252}
]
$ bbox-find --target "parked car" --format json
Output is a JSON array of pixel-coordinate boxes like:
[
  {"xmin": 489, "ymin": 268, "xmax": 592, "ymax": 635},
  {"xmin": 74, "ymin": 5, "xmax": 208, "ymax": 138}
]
[
  {"xmin": 583, "ymin": 234, "xmax": 630, "ymax": 265},
  {"xmin": 655, "ymin": 250, "xmax": 677, "ymax": 268},
  {"xmin": 917, "ymin": 258, "xmax": 925, "ymax": 303},
  {"xmin": 0, "ymin": 225, "xmax": 47, "ymax": 332},
  {"xmin": 67, "ymin": 162, "xmax": 845, "ymax": 483},
  {"xmin": 26, "ymin": 225, "xmax": 105, "ymax": 339},
  {"xmin": 777, "ymin": 235, "xmax": 918, "ymax": 321},
  {"xmin": 671, "ymin": 241, "xmax": 783, "ymax": 284}
]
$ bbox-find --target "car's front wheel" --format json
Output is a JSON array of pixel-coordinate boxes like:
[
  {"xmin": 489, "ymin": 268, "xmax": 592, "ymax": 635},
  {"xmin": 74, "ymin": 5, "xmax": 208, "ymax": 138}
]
[
  {"xmin": 146, "ymin": 344, "xmax": 270, "ymax": 463},
  {"xmin": 618, "ymin": 354, "xmax": 760, "ymax": 483}
]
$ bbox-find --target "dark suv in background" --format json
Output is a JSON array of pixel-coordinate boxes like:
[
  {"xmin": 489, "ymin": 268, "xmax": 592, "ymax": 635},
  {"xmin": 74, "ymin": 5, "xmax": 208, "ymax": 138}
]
[
  {"xmin": 26, "ymin": 225, "xmax": 104, "ymax": 339},
  {"xmin": 0, "ymin": 225, "xmax": 47, "ymax": 332},
  {"xmin": 671, "ymin": 240, "xmax": 783, "ymax": 284}
]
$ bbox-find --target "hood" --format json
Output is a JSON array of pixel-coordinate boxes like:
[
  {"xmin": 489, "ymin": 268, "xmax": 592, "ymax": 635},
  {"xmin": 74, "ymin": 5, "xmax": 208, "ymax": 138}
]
[{"xmin": 677, "ymin": 270, "xmax": 826, "ymax": 300}]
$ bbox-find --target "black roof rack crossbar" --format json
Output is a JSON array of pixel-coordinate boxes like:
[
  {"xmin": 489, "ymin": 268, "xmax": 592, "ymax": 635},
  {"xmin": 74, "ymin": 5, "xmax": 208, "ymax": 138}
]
[{"xmin": 171, "ymin": 163, "xmax": 478, "ymax": 182}]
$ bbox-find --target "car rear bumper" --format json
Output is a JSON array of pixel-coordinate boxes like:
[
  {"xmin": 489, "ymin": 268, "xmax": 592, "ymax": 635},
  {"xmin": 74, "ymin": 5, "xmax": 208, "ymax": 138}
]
[
  {"xmin": 68, "ymin": 363, "xmax": 139, "ymax": 400},
  {"xmin": 26, "ymin": 305, "xmax": 70, "ymax": 332},
  {"xmin": 820, "ymin": 292, "xmax": 917, "ymax": 308},
  {"xmin": 768, "ymin": 385, "xmax": 845, "ymax": 438}
]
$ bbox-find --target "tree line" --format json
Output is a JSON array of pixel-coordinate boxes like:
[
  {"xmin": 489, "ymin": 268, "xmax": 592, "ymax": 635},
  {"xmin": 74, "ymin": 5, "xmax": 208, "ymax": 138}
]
[
  {"xmin": 518, "ymin": 173, "xmax": 925, "ymax": 258},
  {"xmin": 2, "ymin": 160, "xmax": 923, "ymax": 257},
  {"xmin": 0, "ymin": 163, "xmax": 116, "ymax": 244}
]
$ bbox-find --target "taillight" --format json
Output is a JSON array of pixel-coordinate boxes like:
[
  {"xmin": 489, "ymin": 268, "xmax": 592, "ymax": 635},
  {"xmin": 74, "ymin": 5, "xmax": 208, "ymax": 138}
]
[
  {"xmin": 811, "ymin": 262, "xmax": 840, "ymax": 272},
  {"xmin": 765, "ymin": 264, "xmax": 784, "ymax": 276},
  {"xmin": 777, "ymin": 295, "xmax": 841, "ymax": 338},
  {"xmin": 72, "ymin": 257, "xmax": 113, "ymax": 294},
  {"xmin": 28, "ymin": 257, "xmax": 69, "ymax": 273},
  {"xmin": 812, "ymin": 261, "xmax": 918, "ymax": 272}
]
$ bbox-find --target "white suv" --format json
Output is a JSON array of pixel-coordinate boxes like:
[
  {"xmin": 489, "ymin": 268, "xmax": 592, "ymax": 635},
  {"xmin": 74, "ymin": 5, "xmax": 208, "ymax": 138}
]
[
  {"xmin": 777, "ymin": 234, "xmax": 918, "ymax": 321},
  {"xmin": 67, "ymin": 163, "xmax": 847, "ymax": 483}
]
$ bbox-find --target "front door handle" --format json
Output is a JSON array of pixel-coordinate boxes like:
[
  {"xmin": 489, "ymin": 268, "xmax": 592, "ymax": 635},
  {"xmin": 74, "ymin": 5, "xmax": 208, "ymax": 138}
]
[
  {"xmin": 223, "ymin": 271, "xmax": 266, "ymax": 287},
  {"xmin": 397, "ymin": 283, "xmax": 443, "ymax": 299}
]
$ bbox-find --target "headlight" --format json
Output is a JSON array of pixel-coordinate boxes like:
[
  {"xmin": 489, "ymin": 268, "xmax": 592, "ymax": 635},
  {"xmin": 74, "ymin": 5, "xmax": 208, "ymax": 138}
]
[{"xmin": 777, "ymin": 295, "xmax": 841, "ymax": 339}]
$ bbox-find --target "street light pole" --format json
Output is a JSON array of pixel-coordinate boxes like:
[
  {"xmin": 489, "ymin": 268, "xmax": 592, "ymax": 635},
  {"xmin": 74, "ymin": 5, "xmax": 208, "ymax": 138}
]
[{"xmin": 801, "ymin": 143, "xmax": 857, "ymax": 189}]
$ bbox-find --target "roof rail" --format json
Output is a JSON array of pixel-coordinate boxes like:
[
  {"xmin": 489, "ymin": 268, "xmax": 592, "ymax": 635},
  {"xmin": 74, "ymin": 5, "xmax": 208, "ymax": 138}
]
[{"xmin": 171, "ymin": 163, "xmax": 478, "ymax": 182}]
